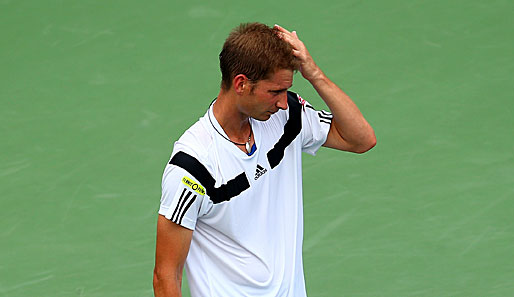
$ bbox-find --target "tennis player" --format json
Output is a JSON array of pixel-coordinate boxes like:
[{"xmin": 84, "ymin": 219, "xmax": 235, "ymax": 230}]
[{"xmin": 153, "ymin": 22, "xmax": 376, "ymax": 297}]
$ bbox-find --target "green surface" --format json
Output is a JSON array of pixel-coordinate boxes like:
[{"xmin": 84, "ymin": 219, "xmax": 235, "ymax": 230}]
[{"xmin": 1, "ymin": 0, "xmax": 513, "ymax": 296}]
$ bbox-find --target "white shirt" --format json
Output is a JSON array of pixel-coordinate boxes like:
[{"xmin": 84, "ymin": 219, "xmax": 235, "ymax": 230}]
[{"xmin": 159, "ymin": 91, "xmax": 332, "ymax": 297}]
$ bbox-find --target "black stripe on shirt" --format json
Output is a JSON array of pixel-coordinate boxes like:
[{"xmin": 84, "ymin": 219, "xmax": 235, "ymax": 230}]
[
  {"xmin": 171, "ymin": 188, "xmax": 187, "ymax": 222},
  {"xmin": 169, "ymin": 151, "xmax": 250, "ymax": 204},
  {"xmin": 318, "ymin": 113, "xmax": 333, "ymax": 121},
  {"xmin": 172, "ymin": 189, "xmax": 192, "ymax": 222},
  {"xmin": 320, "ymin": 110, "xmax": 332, "ymax": 117},
  {"xmin": 266, "ymin": 91, "xmax": 302, "ymax": 169},
  {"xmin": 178, "ymin": 195, "xmax": 196, "ymax": 225}
]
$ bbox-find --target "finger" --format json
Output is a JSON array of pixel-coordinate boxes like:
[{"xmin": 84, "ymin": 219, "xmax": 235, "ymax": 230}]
[
  {"xmin": 278, "ymin": 33, "xmax": 299, "ymax": 49},
  {"xmin": 274, "ymin": 24, "xmax": 291, "ymax": 35}
]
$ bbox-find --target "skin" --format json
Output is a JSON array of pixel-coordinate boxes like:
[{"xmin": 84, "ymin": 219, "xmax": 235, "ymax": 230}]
[
  {"xmin": 154, "ymin": 216, "xmax": 192, "ymax": 297},
  {"xmin": 274, "ymin": 24, "xmax": 376, "ymax": 153},
  {"xmin": 153, "ymin": 24, "xmax": 376, "ymax": 297},
  {"xmin": 211, "ymin": 68, "xmax": 294, "ymax": 152}
]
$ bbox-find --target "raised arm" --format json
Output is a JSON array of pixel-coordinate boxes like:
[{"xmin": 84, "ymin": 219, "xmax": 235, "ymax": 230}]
[
  {"xmin": 153, "ymin": 215, "xmax": 193, "ymax": 297},
  {"xmin": 275, "ymin": 24, "xmax": 376, "ymax": 153}
]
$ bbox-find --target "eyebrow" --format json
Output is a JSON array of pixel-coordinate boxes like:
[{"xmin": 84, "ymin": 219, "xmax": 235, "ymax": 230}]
[{"xmin": 269, "ymin": 85, "xmax": 293, "ymax": 93}]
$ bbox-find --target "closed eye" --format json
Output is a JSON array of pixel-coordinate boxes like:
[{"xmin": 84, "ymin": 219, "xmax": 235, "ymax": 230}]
[{"xmin": 269, "ymin": 89, "xmax": 287, "ymax": 95}]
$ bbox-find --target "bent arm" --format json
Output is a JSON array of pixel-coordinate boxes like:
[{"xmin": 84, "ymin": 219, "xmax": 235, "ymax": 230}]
[
  {"xmin": 309, "ymin": 73, "xmax": 376, "ymax": 153},
  {"xmin": 153, "ymin": 215, "xmax": 193, "ymax": 297},
  {"xmin": 275, "ymin": 24, "xmax": 376, "ymax": 153}
]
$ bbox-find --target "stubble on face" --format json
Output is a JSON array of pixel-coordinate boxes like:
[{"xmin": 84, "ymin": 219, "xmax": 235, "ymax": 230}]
[{"xmin": 245, "ymin": 69, "xmax": 294, "ymax": 121}]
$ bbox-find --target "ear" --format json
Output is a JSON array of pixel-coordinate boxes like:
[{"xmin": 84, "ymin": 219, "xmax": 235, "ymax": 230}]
[{"xmin": 233, "ymin": 74, "xmax": 249, "ymax": 95}]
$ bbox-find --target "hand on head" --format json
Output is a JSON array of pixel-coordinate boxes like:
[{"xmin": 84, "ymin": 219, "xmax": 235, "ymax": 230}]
[{"xmin": 274, "ymin": 24, "xmax": 322, "ymax": 82}]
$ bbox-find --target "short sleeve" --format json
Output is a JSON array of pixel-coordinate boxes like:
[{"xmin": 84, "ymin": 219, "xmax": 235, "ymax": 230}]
[
  {"xmin": 297, "ymin": 94, "xmax": 332, "ymax": 155},
  {"xmin": 159, "ymin": 164, "xmax": 210, "ymax": 230}
]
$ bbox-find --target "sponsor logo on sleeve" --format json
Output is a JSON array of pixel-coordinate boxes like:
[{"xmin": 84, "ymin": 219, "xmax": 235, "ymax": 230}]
[
  {"xmin": 182, "ymin": 176, "xmax": 205, "ymax": 195},
  {"xmin": 297, "ymin": 94, "xmax": 306, "ymax": 106}
]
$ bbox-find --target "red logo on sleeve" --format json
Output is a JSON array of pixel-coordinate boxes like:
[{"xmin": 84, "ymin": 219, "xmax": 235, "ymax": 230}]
[{"xmin": 297, "ymin": 94, "xmax": 306, "ymax": 106}]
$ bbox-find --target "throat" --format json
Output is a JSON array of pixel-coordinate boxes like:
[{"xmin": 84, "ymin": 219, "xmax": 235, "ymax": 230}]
[
  {"xmin": 209, "ymin": 102, "xmax": 254, "ymax": 154},
  {"xmin": 210, "ymin": 96, "xmax": 256, "ymax": 154}
]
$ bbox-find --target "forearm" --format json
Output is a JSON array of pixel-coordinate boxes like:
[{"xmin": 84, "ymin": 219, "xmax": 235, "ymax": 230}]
[
  {"xmin": 274, "ymin": 24, "xmax": 375, "ymax": 152},
  {"xmin": 308, "ymin": 71, "xmax": 376, "ymax": 152}
]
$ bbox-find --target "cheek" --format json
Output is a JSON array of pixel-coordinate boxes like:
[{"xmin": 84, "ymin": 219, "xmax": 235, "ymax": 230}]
[
  {"xmin": 263, "ymin": 98, "xmax": 277, "ymax": 109},
  {"xmin": 266, "ymin": 93, "xmax": 279, "ymax": 103},
  {"xmin": 256, "ymin": 93, "xmax": 274, "ymax": 106}
]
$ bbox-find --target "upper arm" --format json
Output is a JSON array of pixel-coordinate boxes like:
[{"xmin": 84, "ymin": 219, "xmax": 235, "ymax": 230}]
[
  {"xmin": 159, "ymin": 164, "xmax": 210, "ymax": 230},
  {"xmin": 154, "ymin": 158, "xmax": 210, "ymax": 296},
  {"xmin": 154, "ymin": 215, "xmax": 193, "ymax": 285},
  {"xmin": 323, "ymin": 114, "xmax": 376, "ymax": 154},
  {"xmin": 298, "ymin": 99, "xmax": 359, "ymax": 153},
  {"xmin": 322, "ymin": 119, "xmax": 376, "ymax": 153},
  {"xmin": 322, "ymin": 119, "xmax": 352, "ymax": 151}
]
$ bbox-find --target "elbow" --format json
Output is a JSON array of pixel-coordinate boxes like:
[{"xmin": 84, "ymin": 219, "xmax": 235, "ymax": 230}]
[
  {"xmin": 153, "ymin": 267, "xmax": 163, "ymax": 294},
  {"xmin": 353, "ymin": 132, "xmax": 377, "ymax": 154},
  {"xmin": 356, "ymin": 139, "xmax": 376, "ymax": 154},
  {"xmin": 153, "ymin": 266, "xmax": 182, "ymax": 296},
  {"xmin": 153, "ymin": 267, "xmax": 170, "ymax": 296}
]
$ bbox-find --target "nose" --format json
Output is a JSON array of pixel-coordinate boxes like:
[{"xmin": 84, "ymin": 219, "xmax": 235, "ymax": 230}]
[{"xmin": 276, "ymin": 92, "xmax": 288, "ymax": 110}]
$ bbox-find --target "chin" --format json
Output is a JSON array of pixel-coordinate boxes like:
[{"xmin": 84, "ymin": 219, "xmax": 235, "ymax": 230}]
[{"xmin": 253, "ymin": 114, "xmax": 272, "ymax": 122}]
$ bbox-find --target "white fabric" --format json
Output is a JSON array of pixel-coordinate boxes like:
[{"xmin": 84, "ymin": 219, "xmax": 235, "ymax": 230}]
[{"xmin": 159, "ymin": 92, "xmax": 331, "ymax": 297}]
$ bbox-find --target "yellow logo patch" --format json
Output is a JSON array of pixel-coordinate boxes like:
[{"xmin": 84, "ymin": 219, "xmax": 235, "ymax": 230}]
[{"xmin": 182, "ymin": 176, "xmax": 205, "ymax": 195}]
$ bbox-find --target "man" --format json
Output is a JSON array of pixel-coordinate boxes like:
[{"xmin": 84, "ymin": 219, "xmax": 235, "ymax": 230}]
[{"xmin": 153, "ymin": 23, "xmax": 376, "ymax": 297}]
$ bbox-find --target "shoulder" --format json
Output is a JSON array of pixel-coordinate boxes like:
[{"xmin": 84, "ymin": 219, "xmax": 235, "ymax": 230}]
[
  {"xmin": 172, "ymin": 116, "xmax": 213, "ymax": 163},
  {"xmin": 287, "ymin": 91, "xmax": 304, "ymax": 116},
  {"xmin": 165, "ymin": 114, "xmax": 220, "ymax": 185},
  {"xmin": 287, "ymin": 90, "xmax": 303, "ymax": 107}
]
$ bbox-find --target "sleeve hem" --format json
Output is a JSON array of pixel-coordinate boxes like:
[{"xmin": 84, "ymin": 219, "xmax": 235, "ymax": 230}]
[{"xmin": 158, "ymin": 207, "xmax": 196, "ymax": 231}]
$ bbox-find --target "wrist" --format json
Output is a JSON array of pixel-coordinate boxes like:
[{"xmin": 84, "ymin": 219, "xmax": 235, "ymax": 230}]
[{"xmin": 306, "ymin": 69, "xmax": 327, "ymax": 85}]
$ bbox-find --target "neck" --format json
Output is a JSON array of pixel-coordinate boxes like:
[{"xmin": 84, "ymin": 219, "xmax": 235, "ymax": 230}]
[{"xmin": 212, "ymin": 90, "xmax": 251, "ymax": 143}]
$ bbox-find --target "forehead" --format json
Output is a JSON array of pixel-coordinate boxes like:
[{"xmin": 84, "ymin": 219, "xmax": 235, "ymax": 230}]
[{"xmin": 258, "ymin": 69, "xmax": 293, "ymax": 88}]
